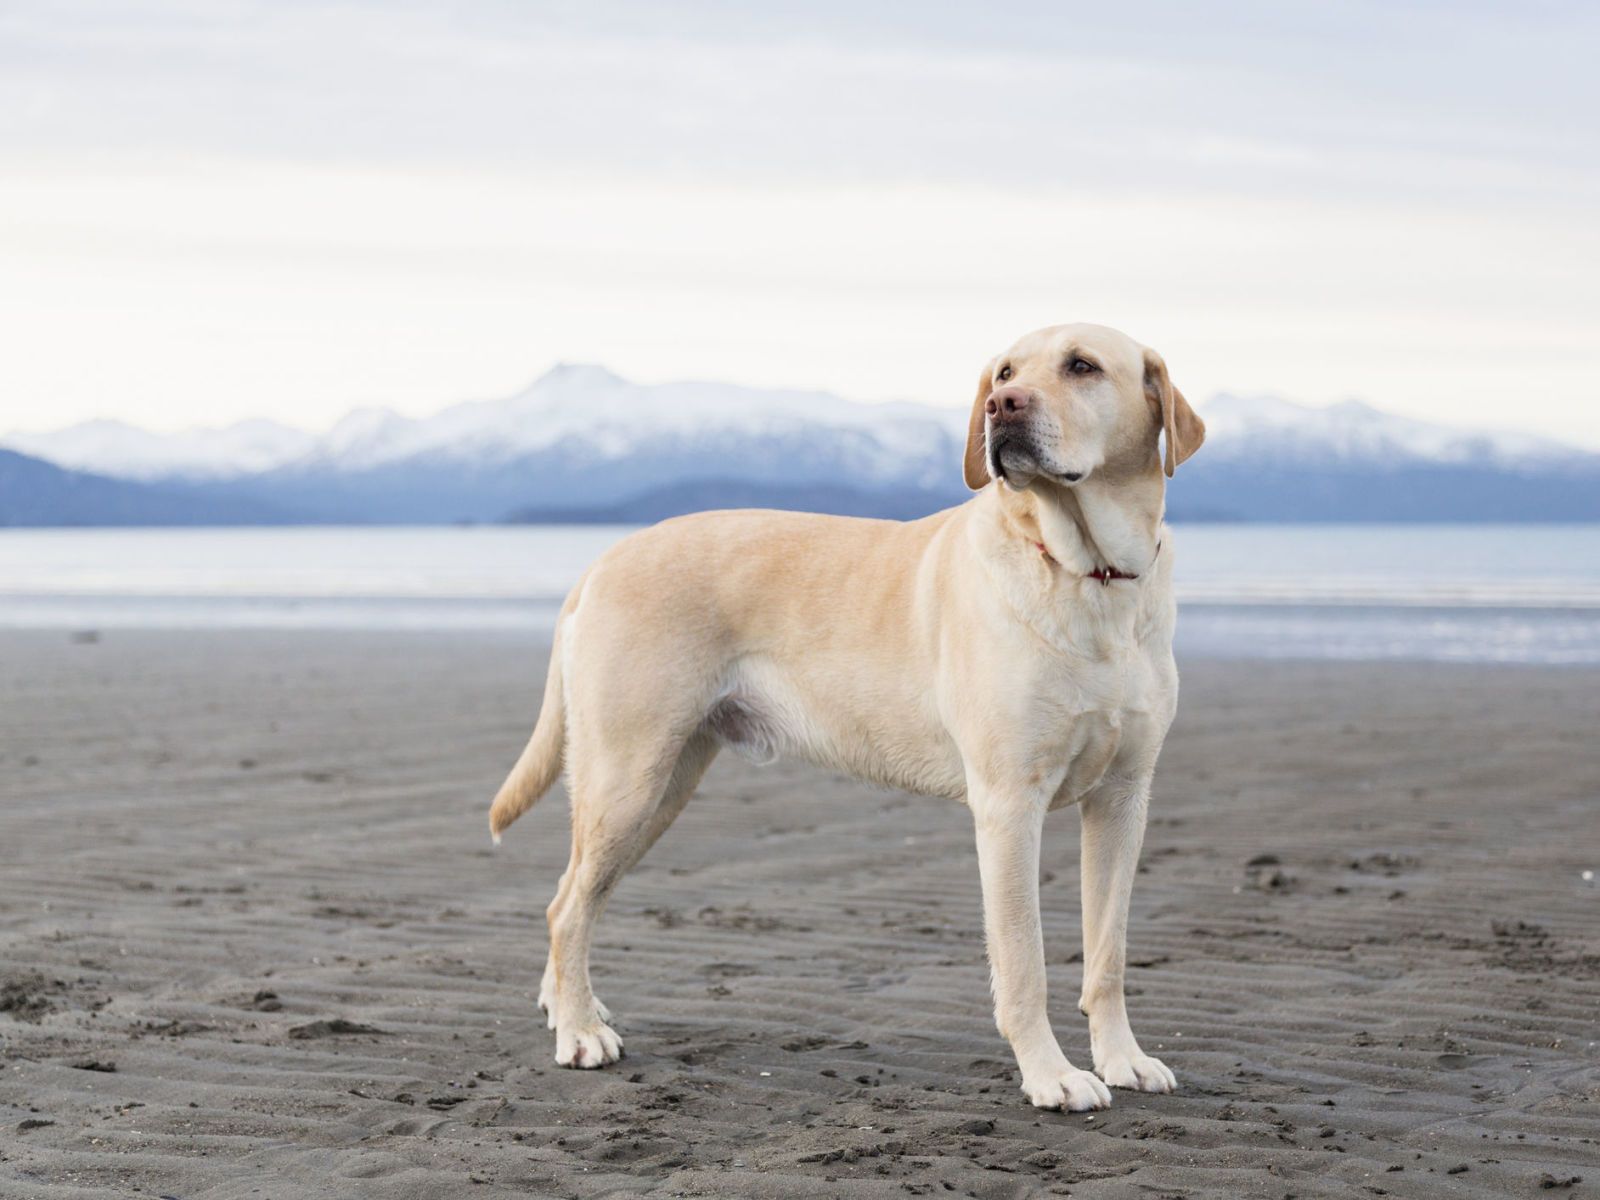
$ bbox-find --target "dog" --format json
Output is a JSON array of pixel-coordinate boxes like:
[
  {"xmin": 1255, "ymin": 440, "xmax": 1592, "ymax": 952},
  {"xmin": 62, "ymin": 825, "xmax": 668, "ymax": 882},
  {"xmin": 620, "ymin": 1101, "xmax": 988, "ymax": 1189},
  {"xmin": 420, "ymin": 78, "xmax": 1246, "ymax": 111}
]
[{"xmin": 488, "ymin": 322, "xmax": 1205, "ymax": 1111}]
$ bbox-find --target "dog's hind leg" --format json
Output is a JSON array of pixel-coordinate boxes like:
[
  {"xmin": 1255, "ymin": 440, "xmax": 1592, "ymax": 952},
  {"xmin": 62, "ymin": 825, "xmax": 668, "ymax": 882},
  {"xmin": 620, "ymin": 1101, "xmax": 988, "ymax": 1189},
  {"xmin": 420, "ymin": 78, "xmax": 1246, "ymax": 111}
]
[
  {"xmin": 538, "ymin": 732, "xmax": 718, "ymax": 1029},
  {"xmin": 537, "ymin": 845, "xmax": 581, "ymax": 1028},
  {"xmin": 547, "ymin": 730, "xmax": 718, "ymax": 1068}
]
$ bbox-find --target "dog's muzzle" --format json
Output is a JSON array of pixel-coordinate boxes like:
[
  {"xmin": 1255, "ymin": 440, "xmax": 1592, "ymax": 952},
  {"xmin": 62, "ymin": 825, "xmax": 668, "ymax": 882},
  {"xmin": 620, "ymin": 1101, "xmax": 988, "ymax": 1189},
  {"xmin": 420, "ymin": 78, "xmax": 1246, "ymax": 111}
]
[{"xmin": 988, "ymin": 426, "xmax": 1036, "ymax": 485}]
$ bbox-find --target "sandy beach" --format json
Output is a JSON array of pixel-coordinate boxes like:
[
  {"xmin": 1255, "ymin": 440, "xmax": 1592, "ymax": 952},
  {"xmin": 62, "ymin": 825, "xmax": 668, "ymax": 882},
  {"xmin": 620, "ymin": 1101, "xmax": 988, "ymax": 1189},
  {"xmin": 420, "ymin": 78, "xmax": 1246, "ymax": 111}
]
[{"xmin": 2, "ymin": 628, "xmax": 1597, "ymax": 1198}]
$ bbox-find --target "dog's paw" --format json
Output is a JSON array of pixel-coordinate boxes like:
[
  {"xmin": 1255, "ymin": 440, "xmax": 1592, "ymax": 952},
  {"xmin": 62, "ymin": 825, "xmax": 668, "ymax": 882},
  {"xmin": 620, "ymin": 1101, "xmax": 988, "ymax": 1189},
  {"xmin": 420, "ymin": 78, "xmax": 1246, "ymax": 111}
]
[
  {"xmin": 1095, "ymin": 1051, "xmax": 1176, "ymax": 1093},
  {"xmin": 1021, "ymin": 1067, "xmax": 1112, "ymax": 1112},
  {"xmin": 539, "ymin": 988, "xmax": 608, "ymax": 1031},
  {"xmin": 554, "ymin": 1019, "xmax": 623, "ymax": 1069}
]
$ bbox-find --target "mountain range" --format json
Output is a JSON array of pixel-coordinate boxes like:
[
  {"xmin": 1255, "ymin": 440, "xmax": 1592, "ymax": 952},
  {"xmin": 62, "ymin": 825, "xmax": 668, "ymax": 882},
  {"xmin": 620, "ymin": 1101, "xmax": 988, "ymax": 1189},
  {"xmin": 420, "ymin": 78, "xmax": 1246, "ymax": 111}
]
[
  {"xmin": 0, "ymin": 448, "xmax": 286, "ymax": 527},
  {"xmin": 5, "ymin": 366, "xmax": 1598, "ymax": 525}
]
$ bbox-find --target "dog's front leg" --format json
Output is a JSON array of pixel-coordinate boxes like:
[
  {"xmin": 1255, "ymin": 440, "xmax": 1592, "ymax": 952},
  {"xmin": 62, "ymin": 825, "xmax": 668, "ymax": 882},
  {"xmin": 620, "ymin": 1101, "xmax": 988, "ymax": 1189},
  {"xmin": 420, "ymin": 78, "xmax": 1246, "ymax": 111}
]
[
  {"xmin": 970, "ymin": 783, "xmax": 1111, "ymax": 1112},
  {"xmin": 1078, "ymin": 780, "xmax": 1176, "ymax": 1093}
]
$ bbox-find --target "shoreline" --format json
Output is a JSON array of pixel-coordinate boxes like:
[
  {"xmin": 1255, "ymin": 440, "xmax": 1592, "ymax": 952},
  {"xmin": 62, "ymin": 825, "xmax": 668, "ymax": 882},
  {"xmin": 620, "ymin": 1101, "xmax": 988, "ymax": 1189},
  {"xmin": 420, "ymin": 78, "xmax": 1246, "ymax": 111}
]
[{"xmin": 3, "ymin": 606, "xmax": 1600, "ymax": 667}]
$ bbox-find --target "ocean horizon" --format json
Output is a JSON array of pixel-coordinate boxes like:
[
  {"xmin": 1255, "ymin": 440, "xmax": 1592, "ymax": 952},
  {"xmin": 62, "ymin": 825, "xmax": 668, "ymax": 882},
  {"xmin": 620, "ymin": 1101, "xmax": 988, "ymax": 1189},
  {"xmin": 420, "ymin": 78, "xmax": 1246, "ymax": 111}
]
[{"xmin": 3, "ymin": 522, "xmax": 1599, "ymax": 665}]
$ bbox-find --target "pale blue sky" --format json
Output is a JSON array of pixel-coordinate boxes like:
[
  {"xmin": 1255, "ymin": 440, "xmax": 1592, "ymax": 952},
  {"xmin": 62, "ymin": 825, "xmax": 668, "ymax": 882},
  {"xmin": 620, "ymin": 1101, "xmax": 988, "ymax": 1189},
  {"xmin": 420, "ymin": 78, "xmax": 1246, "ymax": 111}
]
[{"xmin": 2, "ymin": 1, "xmax": 1597, "ymax": 442}]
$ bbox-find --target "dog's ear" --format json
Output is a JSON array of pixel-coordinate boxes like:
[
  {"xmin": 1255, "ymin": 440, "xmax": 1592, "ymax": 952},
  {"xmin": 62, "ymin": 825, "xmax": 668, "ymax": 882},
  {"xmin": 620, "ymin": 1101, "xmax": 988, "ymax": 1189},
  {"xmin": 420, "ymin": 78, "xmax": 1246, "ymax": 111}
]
[
  {"xmin": 962, "ymin": 358, "xmax": 997, "ymax": 491},
  {"xmin": 1143, "ymin": 348, "xmax": 1205, "ymax": 477}
]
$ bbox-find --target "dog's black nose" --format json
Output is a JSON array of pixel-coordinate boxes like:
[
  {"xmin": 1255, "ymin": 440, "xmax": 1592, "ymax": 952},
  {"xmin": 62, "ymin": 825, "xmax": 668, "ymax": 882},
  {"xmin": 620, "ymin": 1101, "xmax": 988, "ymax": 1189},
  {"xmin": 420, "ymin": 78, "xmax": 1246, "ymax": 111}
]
[{"xmin": 985, "ymin": 386, "xmax": 1031, "ymax": 419}]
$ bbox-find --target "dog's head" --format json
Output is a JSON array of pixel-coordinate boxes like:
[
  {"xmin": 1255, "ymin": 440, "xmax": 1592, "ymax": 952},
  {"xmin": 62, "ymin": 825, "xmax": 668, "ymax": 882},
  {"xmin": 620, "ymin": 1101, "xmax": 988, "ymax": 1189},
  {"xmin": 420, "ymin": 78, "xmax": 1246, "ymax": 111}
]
[{"xmin": 961, "ymin": 323, "xmax": 1204, "ymax": 491}]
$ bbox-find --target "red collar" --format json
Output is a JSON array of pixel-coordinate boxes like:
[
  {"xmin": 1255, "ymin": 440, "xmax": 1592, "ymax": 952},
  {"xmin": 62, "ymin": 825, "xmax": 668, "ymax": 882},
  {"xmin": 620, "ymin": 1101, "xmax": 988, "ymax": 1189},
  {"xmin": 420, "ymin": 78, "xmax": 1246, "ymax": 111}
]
[{"xmin": 1031, "ymin": 539, "xmax": 1158, "ymax": 585}]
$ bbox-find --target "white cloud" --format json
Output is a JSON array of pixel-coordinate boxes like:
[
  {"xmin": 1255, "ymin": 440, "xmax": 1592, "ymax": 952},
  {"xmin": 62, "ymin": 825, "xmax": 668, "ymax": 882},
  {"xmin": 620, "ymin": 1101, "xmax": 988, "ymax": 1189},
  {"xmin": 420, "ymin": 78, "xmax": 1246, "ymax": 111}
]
[{"xmin": 0, "ymin": 1, "xmax": 1596, "ymax": 444}]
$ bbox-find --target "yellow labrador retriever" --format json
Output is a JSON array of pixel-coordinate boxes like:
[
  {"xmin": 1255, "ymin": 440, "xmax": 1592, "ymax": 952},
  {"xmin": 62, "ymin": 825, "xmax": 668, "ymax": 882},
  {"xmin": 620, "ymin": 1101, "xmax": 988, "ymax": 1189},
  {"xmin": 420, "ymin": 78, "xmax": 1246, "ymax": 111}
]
[{"xmin": 488, "ymin": 322, "xmax": 1204, "ymax": 1111}]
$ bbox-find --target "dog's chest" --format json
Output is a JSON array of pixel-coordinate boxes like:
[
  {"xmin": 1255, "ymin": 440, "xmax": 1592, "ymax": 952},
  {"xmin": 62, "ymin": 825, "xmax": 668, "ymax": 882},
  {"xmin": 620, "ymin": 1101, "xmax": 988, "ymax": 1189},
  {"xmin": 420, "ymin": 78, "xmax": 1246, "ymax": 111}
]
[
  {"xmin": 1052, "ymin": 709, "xmax": 1122, "ymax": 806},
  {"xmin": 1043, "ymin": 653, "xmax": 1168, "ymax": 808}
]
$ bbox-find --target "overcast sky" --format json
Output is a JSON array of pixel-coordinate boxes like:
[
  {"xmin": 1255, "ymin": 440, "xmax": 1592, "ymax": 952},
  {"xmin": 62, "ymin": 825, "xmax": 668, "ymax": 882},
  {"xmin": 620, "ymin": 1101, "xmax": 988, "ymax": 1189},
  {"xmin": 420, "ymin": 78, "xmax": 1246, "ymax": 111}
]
[{"xmin": 2, "ymin": 1, "xmax": 1597, "ymax": 444}]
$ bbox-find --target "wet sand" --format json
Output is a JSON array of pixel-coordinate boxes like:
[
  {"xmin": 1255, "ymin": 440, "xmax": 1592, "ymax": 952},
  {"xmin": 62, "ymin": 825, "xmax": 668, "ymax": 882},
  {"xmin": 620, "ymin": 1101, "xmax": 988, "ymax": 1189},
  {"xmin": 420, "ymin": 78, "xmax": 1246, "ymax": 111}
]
[{"xmin": 1, "ymin": 629, "xmax": 1597, "ymax": 1198}]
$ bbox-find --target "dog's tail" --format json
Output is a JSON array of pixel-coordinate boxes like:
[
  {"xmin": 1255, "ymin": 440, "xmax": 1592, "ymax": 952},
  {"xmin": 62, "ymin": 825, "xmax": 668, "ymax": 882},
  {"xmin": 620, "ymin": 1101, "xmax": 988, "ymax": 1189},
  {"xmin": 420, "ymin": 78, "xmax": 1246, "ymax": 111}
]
[{"xmin": 488, "ymin": 618, "xmax": 569, "ymax": 843}]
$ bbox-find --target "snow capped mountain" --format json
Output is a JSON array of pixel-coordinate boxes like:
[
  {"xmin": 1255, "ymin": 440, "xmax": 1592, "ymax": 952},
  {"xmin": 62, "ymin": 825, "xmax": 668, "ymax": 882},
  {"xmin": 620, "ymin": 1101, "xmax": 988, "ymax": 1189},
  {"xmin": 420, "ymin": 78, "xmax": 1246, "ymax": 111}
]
[
  {"xmin": 7, "ymin": 371, "xmax": 1588, "ymax": 486},
  {"xmin": 283, "ymin": 364, "xmax": 966, "ymax": 483},
  {"xmin": 1197, "ymin": 394, "xmax": 1586, "ymax": 468},
  {"xmin": 3, "ymin": 417, "xmax": 314, "ymax": 481},
  {"xmin": 4, "ymin": 368, "xmax": 1596, "ymax": 525},
  {"xmin": 2, "ymin": 365, "xmax": 970, "ymax": 488}
]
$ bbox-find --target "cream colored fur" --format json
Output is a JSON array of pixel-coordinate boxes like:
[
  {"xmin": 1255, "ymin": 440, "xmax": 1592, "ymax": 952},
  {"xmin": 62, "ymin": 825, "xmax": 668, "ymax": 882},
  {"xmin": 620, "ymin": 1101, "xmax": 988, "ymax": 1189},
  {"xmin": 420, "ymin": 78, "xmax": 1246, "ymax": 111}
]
[{"xmin": 488, "ymin": 322, "xmax": 1205, "ymax": 1110}]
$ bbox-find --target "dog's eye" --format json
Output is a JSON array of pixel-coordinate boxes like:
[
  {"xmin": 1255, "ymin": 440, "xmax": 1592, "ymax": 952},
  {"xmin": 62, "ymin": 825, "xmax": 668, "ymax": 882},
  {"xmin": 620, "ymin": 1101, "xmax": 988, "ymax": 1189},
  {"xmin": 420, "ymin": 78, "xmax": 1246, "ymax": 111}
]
[
  {"xmin": 996, "ymin": 364, "xmax": 1013, "ymax": 382},
  {"xmin": 1068, "ymin": 357, "xmax": 1098, "ymax": 375}
]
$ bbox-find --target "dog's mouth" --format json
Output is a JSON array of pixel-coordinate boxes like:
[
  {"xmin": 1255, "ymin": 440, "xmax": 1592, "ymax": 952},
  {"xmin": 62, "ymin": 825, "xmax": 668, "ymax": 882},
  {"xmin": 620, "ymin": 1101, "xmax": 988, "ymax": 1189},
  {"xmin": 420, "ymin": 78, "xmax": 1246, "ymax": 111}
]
[
  {"xmin": 987, "ymin": 428, "xmax": 1034, "ymax": 489},
  {"xmin": 988, "ymin": 427, "xmax": 1087, "ymax": 489}
]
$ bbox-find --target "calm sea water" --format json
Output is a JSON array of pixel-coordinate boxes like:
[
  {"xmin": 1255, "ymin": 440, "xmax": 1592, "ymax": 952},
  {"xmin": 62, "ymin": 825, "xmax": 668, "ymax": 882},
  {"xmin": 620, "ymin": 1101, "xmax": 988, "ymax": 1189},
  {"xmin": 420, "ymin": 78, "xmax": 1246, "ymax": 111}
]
[{"xmin": 2, "ymin": 524, "xmax": 1598, "ymax": 664}]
